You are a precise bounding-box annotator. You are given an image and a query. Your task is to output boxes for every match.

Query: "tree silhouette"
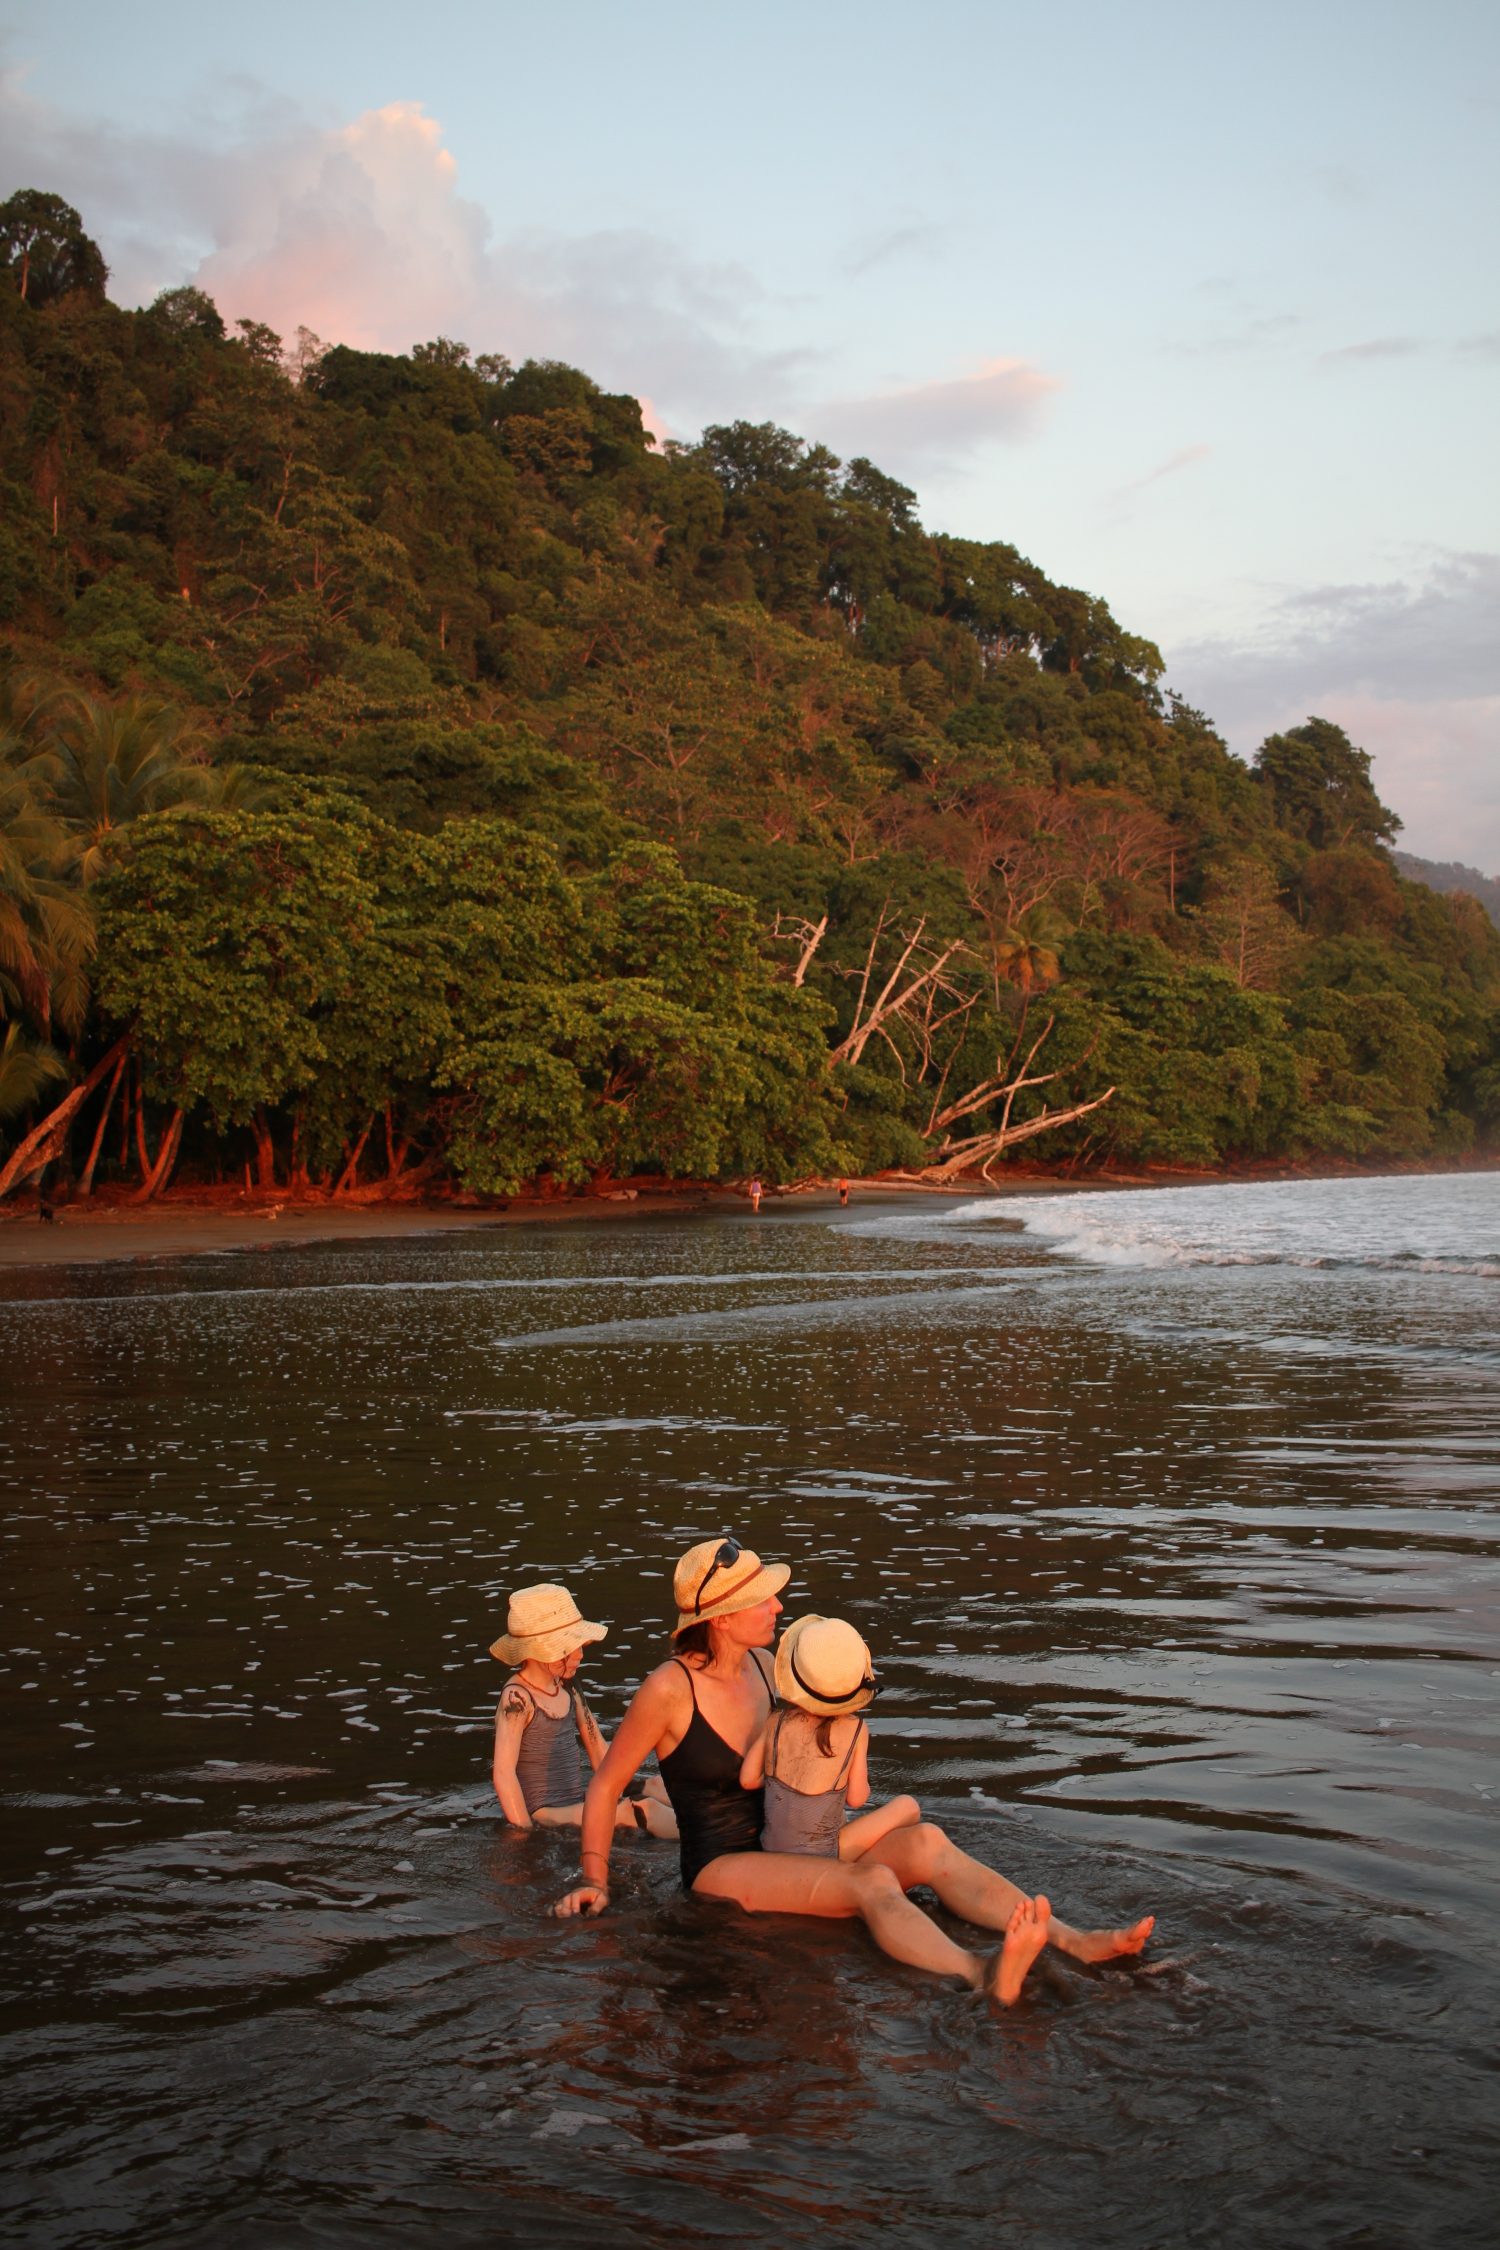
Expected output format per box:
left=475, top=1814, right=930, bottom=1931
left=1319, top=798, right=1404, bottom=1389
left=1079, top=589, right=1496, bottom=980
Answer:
left=0, top=190, right=108, bottom=307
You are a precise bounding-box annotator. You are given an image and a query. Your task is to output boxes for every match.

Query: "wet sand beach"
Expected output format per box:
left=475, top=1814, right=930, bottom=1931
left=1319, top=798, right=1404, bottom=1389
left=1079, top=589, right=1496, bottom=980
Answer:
left=0, top=1180, right=1002, bottom=1268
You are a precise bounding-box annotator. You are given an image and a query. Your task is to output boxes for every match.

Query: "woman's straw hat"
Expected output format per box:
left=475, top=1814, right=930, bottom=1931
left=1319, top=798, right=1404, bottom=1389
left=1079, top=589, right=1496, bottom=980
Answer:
left=774, top=1614, right=876, bottom=1716
left=672, top=1537, right=790, bottom=1631
left=489, top=1584, right=607, bottom=1666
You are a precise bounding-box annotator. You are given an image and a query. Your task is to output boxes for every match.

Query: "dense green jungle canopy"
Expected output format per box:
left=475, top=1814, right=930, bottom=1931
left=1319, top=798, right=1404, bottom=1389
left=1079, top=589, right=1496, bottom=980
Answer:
left=3, top=191, right=1498, bottom=1201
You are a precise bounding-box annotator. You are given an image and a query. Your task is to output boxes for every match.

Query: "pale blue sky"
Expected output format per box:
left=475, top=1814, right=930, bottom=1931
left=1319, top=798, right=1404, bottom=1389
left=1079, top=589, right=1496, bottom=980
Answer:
left=4, top=0, right=1497, bottom=861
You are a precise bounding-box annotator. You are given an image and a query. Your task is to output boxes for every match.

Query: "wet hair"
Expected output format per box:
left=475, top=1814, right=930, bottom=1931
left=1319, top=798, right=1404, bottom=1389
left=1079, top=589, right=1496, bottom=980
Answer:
left=672, top=1621, right=713, bottom=1660
left=777, top=1703, right=839, bottom=1755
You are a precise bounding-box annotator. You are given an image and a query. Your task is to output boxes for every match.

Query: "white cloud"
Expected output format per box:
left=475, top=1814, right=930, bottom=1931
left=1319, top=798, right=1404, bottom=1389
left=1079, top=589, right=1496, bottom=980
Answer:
left=1167, top=553, right=1500, bottom=868
left=838, top=218, right=948, bottom=279
left=813, top=357, right=1061, bottom=475
left=1313, top=693, right=1500, bottom=868
left=1108, top=443, right=1211, bottom=508
left=1318, top=336, right=1423, bottom=365
left=0, top=69, right=808, bottom=421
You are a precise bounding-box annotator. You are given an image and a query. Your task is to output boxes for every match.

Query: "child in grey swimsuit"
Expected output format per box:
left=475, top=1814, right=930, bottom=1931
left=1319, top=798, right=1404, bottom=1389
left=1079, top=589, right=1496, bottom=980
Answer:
left=490, top=1582, right=677, bottom=1838
left=741, top=1614, right=920, bottom=1861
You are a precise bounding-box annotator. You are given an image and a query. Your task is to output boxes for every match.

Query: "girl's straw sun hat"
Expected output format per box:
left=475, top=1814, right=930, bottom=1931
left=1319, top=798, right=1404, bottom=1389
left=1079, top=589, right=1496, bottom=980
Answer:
left=489, top=1584, right=607, bottom=1666
left=673, top=1537, right=790, bottom=1631
left=774, top=1614, right=876, bottom=1716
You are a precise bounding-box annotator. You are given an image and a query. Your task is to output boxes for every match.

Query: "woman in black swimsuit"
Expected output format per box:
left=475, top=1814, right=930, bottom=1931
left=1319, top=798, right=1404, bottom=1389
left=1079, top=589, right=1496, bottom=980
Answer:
left=552, top=1539, right=1148, bottom=1998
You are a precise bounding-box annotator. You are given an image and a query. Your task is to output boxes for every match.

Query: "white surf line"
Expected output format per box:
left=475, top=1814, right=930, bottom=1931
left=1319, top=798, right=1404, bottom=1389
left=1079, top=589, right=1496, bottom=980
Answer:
left=487, top=1279, right=1024, bottom=1352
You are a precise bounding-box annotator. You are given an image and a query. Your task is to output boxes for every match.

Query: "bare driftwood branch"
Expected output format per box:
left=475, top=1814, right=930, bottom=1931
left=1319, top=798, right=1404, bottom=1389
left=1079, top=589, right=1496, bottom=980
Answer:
left=831, top=917, right=969, bottom=1069
left=922, top=1087, right=1116, bottom=1180
left=770, top=911, right=829, bottom=987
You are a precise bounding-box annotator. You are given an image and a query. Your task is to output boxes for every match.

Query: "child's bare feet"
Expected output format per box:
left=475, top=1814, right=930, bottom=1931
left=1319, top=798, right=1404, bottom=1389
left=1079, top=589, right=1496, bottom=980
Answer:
left=1056, top=1915, right=1154, bottom=1964
left=984, top=1893, right=1051, bottom=2007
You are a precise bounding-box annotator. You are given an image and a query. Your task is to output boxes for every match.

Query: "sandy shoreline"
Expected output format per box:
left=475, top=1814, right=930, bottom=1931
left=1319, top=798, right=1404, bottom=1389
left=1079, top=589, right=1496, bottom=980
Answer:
left=2, top=1158, right=1492, bottom=1271
left=0, top=1180, right=986, bottom=1269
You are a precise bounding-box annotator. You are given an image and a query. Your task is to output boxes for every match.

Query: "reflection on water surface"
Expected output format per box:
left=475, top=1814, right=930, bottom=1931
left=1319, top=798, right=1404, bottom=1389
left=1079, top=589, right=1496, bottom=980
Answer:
left=3, top=1177, right=1498, bottom=2247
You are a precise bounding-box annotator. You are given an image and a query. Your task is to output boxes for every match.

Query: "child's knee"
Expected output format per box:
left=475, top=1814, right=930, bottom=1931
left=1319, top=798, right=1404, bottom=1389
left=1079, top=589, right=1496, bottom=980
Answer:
left=855, top=1861, right=904, bottom=1905
left=909, top=1821, right=951, bottom=1872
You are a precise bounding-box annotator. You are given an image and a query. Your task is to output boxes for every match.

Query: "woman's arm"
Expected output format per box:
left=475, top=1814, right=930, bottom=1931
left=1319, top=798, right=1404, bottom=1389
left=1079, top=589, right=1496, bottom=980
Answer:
left=738, top=1716, right=770, bottom=1789
left=492, top=1686, right=535, bottom=1829
left=553, top=1667, right=681, bottom=1917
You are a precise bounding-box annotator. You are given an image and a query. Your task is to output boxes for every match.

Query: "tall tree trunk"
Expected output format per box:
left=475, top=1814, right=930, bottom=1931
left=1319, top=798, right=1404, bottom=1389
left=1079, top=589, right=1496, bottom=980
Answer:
left=252, top=1107, right=277, bottom=1189
left=77, top=1047, right=128, bottom=1198
left=334, top=1113, right=375, bottom=1198
left=383, top=1100, right=410, bottom=1181
left=132, top=1108, right=183, bottom=1203
left=134, top=1064, right=155, bottom=1185
left=0, top=1034, right=133, bottom=1202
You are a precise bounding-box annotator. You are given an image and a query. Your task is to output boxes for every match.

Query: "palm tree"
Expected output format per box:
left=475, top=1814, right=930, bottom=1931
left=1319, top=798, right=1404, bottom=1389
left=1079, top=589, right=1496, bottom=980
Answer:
left=44, top=693, right=221, bottom=885
left=0, top=737, right=93, bottom=1041
left=0, top=1021, right=66, bottom=1122
left=990, top=908, right=1066, bottom=999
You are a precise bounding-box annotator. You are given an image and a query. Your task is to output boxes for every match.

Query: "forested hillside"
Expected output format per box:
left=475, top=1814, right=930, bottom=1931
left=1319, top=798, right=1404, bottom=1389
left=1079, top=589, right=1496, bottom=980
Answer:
left=3, top=190, right=1498, bottom=1201
left=1394, top=853, right=1500, bottom=931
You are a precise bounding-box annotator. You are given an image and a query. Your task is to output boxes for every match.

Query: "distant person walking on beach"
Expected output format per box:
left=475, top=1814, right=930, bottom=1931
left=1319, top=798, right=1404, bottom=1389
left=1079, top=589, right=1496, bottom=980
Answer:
left=748, top=1176, right=763, bottom=1213
left=838, top=1178, right=849, bottom=1207
left=490, top=1584, right=676, bottom=1838
left=554, top=1540, right=1152, bottom=2001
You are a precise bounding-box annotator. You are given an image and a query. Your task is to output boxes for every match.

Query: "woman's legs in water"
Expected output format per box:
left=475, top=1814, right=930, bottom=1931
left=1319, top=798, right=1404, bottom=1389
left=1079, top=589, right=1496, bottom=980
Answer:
left=692, top=1850, right=1049, bottom=2002
left=532, top=1796, right=678, bottom=1838
left=860, top=1823, right=1153, bottom=1963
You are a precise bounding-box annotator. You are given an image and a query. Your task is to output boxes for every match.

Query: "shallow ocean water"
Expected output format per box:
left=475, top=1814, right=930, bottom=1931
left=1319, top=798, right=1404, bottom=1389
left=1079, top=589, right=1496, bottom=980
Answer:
left=2, top=1173, right=1498, bottom=2248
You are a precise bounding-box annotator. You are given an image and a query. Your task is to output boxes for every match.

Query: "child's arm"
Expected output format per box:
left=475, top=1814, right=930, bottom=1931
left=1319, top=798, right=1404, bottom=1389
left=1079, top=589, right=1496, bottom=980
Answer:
left=574, top=1690, right=608, bottom=1773
left=738, top=1716, right=771, bottom=1789
left=837, top=1723, right=920, bottom=1859
left=844, top=1720, right=872, bottom=1810
left=492, top=1684, right=535, bottom=1828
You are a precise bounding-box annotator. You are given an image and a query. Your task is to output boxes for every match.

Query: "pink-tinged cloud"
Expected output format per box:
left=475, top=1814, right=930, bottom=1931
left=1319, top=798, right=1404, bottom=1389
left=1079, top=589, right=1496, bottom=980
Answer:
left=636, top=396, right=675, bottom=447
left=1314, top=693, right=1500, bottom=868
left=814, top=356, right=1061, bottom=473
left=0, top=75, right=811, bottom=420
left=1167, top=551, right=1500, bottom=867
left=193, top=103, right=491, bottom=353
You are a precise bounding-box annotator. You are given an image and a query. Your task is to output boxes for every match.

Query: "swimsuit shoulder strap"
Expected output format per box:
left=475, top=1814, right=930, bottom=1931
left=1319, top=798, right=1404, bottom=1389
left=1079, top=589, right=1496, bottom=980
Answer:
left=763, top=1706, right=787, bottom=1781
left=670, top=1655, right=700, bottom=1710
left=831, top=1717, right=863, bottom=1791
left=501, top=1674, right=537, bottom=1722
left=749, top=1647, right=774, bottom=1699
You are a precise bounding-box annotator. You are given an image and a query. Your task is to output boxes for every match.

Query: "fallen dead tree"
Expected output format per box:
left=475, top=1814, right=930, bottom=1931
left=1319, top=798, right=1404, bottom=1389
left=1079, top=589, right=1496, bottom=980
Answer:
left=921, top=1015, right=1114, bottom=1180
left=777, top=908, right=1114, bottom=1178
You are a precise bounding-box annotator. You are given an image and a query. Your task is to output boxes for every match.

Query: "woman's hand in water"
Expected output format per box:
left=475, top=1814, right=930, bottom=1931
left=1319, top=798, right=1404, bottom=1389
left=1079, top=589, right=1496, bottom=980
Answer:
left=552, top=1880, right=609, bottom=1918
